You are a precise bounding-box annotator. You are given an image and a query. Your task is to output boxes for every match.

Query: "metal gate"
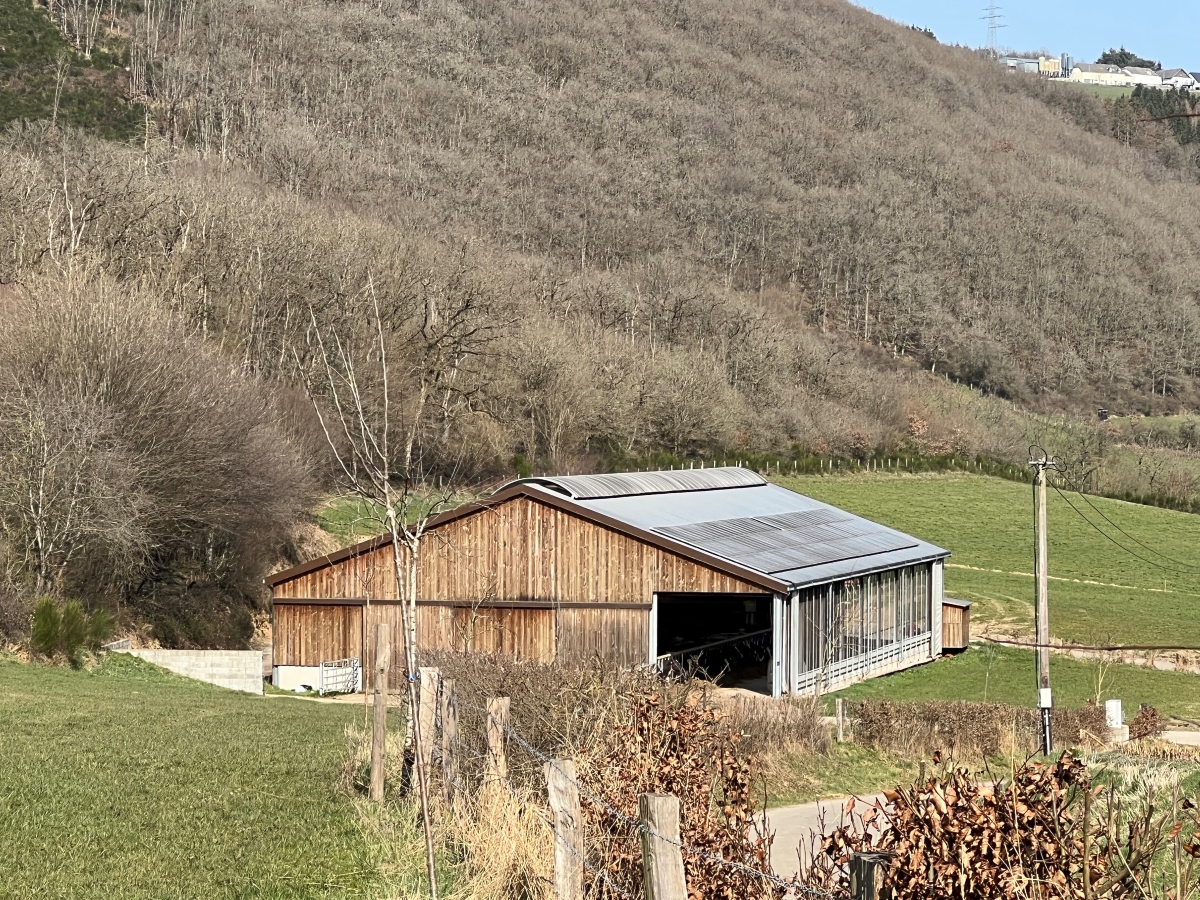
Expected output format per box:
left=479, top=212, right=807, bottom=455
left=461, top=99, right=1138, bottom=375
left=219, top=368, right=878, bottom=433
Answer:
left=318, top=657, right=361, bottom=695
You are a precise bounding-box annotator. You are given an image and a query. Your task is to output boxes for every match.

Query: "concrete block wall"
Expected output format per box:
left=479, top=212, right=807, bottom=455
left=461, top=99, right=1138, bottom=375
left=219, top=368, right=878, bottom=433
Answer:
left=122, top=649, right=264, bottom=694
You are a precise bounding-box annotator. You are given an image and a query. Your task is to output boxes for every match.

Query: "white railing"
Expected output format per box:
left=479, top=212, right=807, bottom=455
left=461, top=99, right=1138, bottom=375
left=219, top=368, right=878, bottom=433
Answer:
left=794, top=631, right=932, bottom=695
left=318, top=657, right=361, bottom=695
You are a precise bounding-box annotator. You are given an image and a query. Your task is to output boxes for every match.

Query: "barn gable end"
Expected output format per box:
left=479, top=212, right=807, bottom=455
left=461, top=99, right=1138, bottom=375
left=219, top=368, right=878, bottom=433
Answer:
left=270, top=491, right=769, bottom=684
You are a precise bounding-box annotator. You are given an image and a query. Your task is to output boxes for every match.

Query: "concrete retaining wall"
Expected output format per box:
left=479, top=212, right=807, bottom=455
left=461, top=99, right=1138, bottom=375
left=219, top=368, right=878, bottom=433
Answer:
left=122, top=649, right=264, bottom=694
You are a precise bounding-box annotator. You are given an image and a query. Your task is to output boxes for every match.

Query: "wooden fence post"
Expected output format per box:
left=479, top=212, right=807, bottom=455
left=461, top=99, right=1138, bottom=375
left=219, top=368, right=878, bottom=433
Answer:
left=836, top=698, right=846, bottom=743
left=369, top=624, right=390, bottom=802
left=417, top=666, right=439, bottom=781
left=850, top=852, right=889, bottom=900
left=440, top=677, right=458, bottom=804
left=639, top=793, right=686, bottom=900
left=485, top=696, right=510, bottom=781
left=546, top=759, right=584, bottom=900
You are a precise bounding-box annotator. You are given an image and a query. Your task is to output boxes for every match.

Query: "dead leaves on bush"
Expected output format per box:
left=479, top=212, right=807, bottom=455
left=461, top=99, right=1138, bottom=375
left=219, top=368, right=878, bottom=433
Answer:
left=579, top=689, right=781, bottom=900
left=801, top=752, right=1200, bottom=900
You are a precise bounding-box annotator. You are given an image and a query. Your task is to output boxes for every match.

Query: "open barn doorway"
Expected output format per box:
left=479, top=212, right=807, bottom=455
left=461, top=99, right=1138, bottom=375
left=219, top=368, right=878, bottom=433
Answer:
left=653, top=592, right=773, bottom=692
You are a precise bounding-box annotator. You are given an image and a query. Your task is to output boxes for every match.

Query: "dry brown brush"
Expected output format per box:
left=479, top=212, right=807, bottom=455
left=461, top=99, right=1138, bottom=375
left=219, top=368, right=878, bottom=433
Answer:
left=801, top=752, right=1200, bottom=900
left=418, top=655, right=817, bottom=899
left=1129, top=704, right=1166, bottom=742
left=576, top=688, right=781, bottom=900
left=853, top=699, right=1108, bottom=759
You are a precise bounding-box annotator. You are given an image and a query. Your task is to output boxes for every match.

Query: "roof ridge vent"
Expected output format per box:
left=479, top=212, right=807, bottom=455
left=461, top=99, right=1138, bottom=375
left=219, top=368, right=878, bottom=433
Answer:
left=496, top=467, right=766, bottom=500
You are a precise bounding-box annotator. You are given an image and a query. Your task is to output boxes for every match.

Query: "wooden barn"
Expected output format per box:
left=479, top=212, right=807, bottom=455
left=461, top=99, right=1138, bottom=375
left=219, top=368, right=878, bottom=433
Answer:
left=267, top=468, right=950, bottom=697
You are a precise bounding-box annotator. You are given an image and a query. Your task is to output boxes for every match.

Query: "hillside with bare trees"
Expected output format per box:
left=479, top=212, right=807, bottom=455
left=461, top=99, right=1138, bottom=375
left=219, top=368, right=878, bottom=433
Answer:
left=4, top=0, right=1200, bottom=642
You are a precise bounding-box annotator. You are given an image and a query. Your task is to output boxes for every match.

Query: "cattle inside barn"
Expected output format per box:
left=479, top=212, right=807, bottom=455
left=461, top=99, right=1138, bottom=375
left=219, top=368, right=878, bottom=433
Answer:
left=266, top=468, right=950, bottom=697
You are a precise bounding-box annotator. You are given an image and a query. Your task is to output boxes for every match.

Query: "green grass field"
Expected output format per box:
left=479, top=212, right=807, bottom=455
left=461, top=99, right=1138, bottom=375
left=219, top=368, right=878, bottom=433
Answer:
left=777, top=472, right=1200, bottom=648
left=0, top=654, right=426, bottom=899
left=314, top=491, right=481, bottom=546
left=828, top=644, right=1200, bottom=722
left=766, top=743, right=918, bottom=807
left=1052, top=82, right=1131, bottom=100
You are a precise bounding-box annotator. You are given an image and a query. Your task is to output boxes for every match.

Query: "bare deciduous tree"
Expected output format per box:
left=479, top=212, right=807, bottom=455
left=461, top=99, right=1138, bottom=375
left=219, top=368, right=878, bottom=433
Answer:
left=299, top=281, right=468, bottom=900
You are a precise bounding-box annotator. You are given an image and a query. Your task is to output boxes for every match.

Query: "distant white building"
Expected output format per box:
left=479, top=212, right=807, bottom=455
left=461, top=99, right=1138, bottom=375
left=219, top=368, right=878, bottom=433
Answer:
left=1123, top=66, right=1163, bottom=87
left=1069, top=63, right=1132, bottom=86
left=1158, top=68, right=1197, bottom=90
left=1001, top=56, right=1041, bottom=74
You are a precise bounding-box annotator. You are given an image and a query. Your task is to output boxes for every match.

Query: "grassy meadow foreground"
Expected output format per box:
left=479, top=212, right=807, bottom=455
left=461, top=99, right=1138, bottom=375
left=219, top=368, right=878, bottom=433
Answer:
left=0, top=655, right=428, bottom=899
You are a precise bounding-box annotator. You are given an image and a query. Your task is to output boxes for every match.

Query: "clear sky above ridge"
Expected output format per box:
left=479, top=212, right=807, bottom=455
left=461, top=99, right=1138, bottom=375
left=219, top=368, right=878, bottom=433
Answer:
left=854, top=0, right=1197, bottom=71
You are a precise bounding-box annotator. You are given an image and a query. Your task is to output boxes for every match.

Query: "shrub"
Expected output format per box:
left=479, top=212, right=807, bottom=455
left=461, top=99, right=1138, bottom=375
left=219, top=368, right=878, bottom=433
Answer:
left=421, top=653, right=788, bottom=896
left=853, top=698, right=1108, bottom=759
left=29, top=597, right=114, bottom=666
left=1128, top=703, right=1164, bottom=740
left=801, top=752, right=1200, bottom=900
left=576, top=687, right=779, bottom=897
left=423, top=651, right=828, bottom=791
left=0, top=579, right=31, bottom=641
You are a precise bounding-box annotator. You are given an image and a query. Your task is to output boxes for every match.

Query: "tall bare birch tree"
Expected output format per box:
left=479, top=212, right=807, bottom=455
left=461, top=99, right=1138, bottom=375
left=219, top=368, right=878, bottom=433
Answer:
left=299, top=281, right=472, bottom=900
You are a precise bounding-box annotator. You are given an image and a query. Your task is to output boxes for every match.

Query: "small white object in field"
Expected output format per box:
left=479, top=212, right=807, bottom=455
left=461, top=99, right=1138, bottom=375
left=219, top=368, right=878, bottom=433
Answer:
left=1105, top=699, right=1123, bottom=727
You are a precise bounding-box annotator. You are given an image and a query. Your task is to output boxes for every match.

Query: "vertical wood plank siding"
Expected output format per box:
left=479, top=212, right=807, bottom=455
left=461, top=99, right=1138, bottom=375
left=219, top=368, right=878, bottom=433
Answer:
left=941, top=602, right=970, bottom=651
left=557, top=607, right=649, bottom=668
left=272, top=495, right=761, bottom=681
left=273, top=603, right=363, bottom=666
left=273, top=496, right=763, bottom=602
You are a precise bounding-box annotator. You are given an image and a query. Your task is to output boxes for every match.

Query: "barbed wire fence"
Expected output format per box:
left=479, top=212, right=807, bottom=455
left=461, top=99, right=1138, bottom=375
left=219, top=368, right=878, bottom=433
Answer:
left=461, top=698, right=841, bottom=900
left=371, top=665, right=853, bottom=900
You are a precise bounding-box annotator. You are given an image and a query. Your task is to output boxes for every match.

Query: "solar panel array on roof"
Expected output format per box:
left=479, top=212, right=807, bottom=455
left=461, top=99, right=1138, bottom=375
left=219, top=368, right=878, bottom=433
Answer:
left=653, top=508, right=918, bottom=575
left=505, top=469, right=947, bottom=587
left=512, top=467, right=765, bottom=500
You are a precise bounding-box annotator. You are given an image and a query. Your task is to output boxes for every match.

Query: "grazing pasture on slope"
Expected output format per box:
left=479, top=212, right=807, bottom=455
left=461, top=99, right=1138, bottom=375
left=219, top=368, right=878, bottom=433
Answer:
left=778, top=472, right=1200, bottom=649
left=777, top=472, right=1200, bottom=719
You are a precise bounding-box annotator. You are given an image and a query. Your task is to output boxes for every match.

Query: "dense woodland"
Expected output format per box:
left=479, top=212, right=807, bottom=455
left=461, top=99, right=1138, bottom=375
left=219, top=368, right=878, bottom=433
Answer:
left=3, top=0, right=1200, bottom=644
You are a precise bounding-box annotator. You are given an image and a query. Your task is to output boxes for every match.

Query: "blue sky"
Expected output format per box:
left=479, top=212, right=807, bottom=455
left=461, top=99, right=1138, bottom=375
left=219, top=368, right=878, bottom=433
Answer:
left=854, top=0, right=1197, bottom=70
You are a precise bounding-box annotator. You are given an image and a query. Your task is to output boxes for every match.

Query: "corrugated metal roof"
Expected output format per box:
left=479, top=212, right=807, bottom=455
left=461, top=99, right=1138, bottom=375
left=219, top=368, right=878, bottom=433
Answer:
left=504, top=467, right=765, bottom=500
left=511, top=469, right=948, bottom=589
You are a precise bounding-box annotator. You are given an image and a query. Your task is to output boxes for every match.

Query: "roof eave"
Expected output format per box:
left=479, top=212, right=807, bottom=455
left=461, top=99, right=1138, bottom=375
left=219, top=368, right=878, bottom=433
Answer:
left=777, top=547, right=951, bottom=592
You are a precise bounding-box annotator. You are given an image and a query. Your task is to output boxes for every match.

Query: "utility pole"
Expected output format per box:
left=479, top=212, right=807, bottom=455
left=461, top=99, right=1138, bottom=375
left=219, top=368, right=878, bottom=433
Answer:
left=1029, top=449, right=1056, bottom=755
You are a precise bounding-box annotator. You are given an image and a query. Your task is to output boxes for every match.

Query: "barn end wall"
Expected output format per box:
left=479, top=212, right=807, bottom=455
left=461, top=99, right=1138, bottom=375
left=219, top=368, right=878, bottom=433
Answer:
left=271, top=494, right=763, bottom=685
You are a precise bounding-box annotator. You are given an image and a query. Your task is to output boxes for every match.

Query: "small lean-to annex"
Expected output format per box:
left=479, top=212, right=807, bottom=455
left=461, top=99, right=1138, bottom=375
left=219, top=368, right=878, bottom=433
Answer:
left=266, top=468, right=951, bottom=697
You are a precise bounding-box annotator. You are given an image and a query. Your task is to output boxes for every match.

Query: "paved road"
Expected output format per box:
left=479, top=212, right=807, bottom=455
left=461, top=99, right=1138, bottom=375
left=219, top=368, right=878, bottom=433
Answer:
left=766, top=793, right=888, bottom=878
left=1164, top=731, right=1200, bottom=747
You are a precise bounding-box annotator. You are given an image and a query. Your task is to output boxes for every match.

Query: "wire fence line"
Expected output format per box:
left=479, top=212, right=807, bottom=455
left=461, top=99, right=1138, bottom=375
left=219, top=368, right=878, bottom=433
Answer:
left=431, top=698, right=640, bottom=900
left=454, top=698, right=839, bottom=900
left=483, top=754, right=638, bottom=900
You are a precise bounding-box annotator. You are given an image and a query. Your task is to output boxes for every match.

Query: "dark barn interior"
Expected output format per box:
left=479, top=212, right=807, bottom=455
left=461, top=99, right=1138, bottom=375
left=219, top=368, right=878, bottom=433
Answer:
left=656, top=592, right=772, bottom=686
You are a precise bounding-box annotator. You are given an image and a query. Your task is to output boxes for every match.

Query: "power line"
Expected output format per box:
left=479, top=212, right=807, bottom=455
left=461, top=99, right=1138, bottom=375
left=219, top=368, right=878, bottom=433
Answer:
left=980, top=2, right=1006, bottom=55
left=1054, top=471, right=1200, bottom=573
left=983, top=636, right=1200, bottom=653
left=1050, top=483, right=1200, bottom=575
